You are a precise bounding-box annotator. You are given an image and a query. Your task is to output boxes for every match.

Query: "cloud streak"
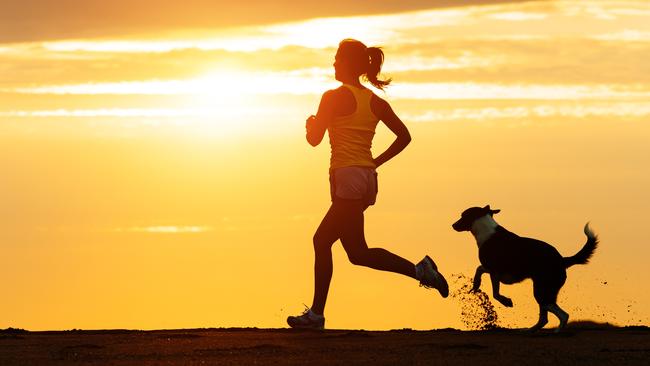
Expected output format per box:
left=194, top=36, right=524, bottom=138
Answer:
left=0, top=0, right=648, bottom=134
left=4, top=101, right=650, bottom=124
left=0, top=0, right=526, bottom=43
left=114, top=226, right=212, bottom=233
left=403, top=101, right=650, bottom=123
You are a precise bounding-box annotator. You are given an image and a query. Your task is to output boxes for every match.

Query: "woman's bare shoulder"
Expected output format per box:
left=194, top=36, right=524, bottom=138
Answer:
left=370, top=93, right=390, bottom=119
left=321, top=86, right=355, bottom=116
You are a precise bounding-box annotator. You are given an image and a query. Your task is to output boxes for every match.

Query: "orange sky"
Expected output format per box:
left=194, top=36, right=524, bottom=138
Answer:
left=0, top=0, right=519, bottom=42
left=1, top=0, right=649, bottom=331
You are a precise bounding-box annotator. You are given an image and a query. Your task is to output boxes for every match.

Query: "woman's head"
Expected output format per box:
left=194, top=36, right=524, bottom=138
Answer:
left=334, top=39, right=391, bottom=90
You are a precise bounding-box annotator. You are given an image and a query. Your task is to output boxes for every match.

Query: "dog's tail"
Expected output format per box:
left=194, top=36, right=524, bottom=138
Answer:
left=563, top=223, right=599, bottom=268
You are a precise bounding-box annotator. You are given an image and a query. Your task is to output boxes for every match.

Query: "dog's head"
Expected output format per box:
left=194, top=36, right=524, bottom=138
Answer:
left=452, top=205, right=501, bottom=232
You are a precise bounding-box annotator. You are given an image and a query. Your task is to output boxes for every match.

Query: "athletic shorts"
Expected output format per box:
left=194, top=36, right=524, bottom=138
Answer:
left=329, top=166, right=378, bottom=206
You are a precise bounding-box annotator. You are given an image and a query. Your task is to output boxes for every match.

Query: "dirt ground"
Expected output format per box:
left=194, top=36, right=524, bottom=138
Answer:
left=1, top=325, right=648, bottom=366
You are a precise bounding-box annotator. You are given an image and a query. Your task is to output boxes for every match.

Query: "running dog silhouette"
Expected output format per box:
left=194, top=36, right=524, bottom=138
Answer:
left=452, top=205, right=598, bottom=332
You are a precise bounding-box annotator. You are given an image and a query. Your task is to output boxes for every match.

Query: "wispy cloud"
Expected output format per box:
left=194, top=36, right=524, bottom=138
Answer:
left=6, top=79, right=648, bottom=100
left=403, top=101, right=650, bottom=122
left=1, top=0, right=518, bottom=43
left=1, top=71, right=331, bottom=96
left=554, top=1, right=650, bottom=20
left=114, top=226, right=212, bottom=233
left=486, top=11, right=548, bottom=21
left=36, top=7, right=468, bottom=54
left=0, top=108, right=215, bottom=117
left=592, top=30, right=650, bottom=41
left=5, top=101, right=650, bottom=124
left=29, top=1, right=648, bottom=54
left=1, top=0, right=648, bottom=132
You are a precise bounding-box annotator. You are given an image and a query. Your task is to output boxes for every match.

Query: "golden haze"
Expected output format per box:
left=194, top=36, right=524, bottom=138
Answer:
left=0, top=0, right=649, bottom=330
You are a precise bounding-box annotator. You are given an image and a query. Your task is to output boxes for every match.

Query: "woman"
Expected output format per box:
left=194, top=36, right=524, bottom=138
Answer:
left=287, top=39, right=448, bottom=330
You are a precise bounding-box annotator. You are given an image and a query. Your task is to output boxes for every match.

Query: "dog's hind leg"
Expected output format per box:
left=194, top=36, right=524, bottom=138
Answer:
left=528, top=305, right=549, bottom=332
left=532, top=274, right=568, bottom=332
left=547, top=304, right=569, bottom=333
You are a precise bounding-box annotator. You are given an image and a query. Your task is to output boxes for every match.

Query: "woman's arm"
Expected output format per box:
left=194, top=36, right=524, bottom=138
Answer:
left=373, top=97, right=411, bottom=168
left=306, top=90, right=336, bottom=147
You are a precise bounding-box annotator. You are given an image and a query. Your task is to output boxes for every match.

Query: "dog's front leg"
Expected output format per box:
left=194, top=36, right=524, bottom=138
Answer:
left=472, top=265, right=486, bottom=292
left=490, top=274, right=513, bottom=307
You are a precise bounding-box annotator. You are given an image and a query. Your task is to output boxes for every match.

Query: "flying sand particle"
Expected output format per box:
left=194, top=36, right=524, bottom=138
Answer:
left=450, top=273, right=499, bottom=330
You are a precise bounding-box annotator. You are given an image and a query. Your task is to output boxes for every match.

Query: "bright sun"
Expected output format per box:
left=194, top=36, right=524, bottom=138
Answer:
left=179, top=70, right=265, bottom=136
left=181, top=67, right=332, bottom=137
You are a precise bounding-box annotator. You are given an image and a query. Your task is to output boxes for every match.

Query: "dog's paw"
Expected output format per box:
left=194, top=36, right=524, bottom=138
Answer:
left=497, top=296, right=513, bottom=307
left=472, top=280, right=481, bottom=290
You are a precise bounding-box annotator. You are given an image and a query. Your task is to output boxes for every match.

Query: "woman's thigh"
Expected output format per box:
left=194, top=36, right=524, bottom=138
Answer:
left=313, top=204, right=341, bottom=249
left=333, top=199, right=369, bottom=254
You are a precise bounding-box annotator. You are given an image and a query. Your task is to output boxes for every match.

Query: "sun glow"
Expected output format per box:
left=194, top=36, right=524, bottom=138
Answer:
left=8, top=78, right=648, bottom=100
left=7, top=69, right=331, bottom=96
left=2, top=0, right=650, bottom=333
left=115, top=226, right=213, bottom=233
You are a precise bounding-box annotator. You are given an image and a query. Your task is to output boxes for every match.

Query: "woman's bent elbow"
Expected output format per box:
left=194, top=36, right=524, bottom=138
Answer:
left=401, top=133, right=412, bottom=146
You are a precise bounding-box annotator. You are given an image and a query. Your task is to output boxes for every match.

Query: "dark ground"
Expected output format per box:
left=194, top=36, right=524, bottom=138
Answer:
left=1, top=324, right=649, bottom=365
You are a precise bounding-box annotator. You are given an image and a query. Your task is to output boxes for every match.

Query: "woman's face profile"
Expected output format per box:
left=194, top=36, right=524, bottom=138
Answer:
left=333, top=49, right=347, bottom=82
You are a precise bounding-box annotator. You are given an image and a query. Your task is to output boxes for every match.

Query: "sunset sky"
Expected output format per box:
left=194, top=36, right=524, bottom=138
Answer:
left=1, top=0, right=649, bottom=331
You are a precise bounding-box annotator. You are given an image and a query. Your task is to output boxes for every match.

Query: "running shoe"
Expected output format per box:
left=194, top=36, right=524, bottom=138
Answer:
left=287, top=307, right=325, bottom=330
left=416, top=255, right=449, bottom=298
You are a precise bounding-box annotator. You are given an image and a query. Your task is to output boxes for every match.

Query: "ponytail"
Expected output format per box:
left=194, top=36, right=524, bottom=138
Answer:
left=365, top=47, right=391, bottom=91
left=338, top=39, right=392, bottom=90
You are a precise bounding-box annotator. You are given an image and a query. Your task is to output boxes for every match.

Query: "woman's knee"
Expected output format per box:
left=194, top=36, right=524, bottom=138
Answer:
left=347, top=249, right=370, bottom=266
left=313, top=232, right=333, bottom=253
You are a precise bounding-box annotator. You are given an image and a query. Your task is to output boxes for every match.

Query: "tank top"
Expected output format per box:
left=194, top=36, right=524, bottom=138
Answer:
left=328, top=84, right=379, bottom=169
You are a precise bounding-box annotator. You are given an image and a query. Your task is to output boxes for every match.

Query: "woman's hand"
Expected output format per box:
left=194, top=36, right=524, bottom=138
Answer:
left=305, top=115, right=317, bottom=132
left=306, top=90, right=336, bottom=147
left=305, top=115, right=326, bottom=146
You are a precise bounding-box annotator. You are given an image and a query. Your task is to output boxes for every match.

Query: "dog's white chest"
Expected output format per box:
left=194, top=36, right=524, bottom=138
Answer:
left=471, top=215, right=499, bottom=247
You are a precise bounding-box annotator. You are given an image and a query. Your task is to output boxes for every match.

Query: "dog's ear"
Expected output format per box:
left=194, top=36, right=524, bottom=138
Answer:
left=484, top=205, right=500, bottom=215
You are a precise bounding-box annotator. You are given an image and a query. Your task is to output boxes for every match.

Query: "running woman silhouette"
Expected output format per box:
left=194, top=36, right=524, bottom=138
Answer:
left=287, top=39, right=448, bottom=330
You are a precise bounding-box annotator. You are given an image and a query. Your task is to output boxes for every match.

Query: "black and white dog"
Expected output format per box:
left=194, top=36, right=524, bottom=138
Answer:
left=452, top=205, right=598, bottom=332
